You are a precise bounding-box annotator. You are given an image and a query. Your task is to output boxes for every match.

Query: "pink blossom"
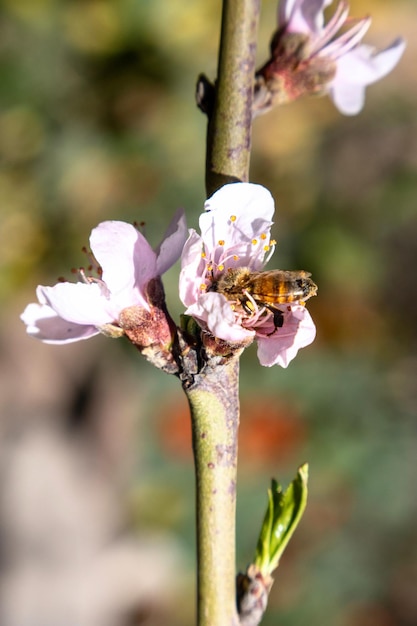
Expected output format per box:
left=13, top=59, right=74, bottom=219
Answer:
left=21, top=211, right=187, bottom=344
left=179, top=183, right=316, bottom=367
left=259, top=0, right=405, bottom=115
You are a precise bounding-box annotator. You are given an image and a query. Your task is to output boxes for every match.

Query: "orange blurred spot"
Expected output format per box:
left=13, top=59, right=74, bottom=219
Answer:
left=156, top=396, right=192, bottom=461
left=239, top=398, right=306, bottom=466
left=156, top=394, right=306, bottom=467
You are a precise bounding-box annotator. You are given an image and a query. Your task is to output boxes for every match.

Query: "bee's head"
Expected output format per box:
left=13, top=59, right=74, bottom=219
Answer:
left=298, top=276, right=318, bottom=300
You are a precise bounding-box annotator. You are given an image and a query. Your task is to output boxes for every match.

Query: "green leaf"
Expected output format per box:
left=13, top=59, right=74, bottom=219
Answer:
left=254, top=463, right=309, bottom=576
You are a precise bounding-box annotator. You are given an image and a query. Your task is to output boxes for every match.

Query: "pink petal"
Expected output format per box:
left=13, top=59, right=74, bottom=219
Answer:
left=179, top=230, right=206, bottom=307
left=329, top=81, right=366, bottom=115
left=156, top=208, right=188, bottom=275
left=256, top=306, right=316, bottom=367
left=320, top=16, right=371, bottom=60
left=90, top=221, right=156, bottom=307
left=278, top=0, right=297, bottom=27
left=336, top=39, right=406, bottom=86
left=330, top=38, right=406, bottom=114
left=38, top=282, right=117, bottom=326
left=283, top=0, right=333, bottom=35
left=21, top=302, right=99, bottom=344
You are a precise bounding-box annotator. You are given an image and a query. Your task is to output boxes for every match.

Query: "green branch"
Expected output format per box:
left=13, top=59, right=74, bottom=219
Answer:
left=185, top=359, right=240, bottom=626
left=186, top=2, right=261, bottom=624
left=205, top=0, right=261, bottom=195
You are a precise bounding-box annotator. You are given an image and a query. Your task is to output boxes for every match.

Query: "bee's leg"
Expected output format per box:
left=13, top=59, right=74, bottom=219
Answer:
left=273, top=308, right=284, bottom=328
left=242, top=299, right=255, bottom=315
left=265, top=306, right=284, bottom=335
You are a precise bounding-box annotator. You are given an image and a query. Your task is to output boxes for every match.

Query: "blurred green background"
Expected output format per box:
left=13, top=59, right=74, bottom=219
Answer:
left=0, top=1, right=416, bottom=625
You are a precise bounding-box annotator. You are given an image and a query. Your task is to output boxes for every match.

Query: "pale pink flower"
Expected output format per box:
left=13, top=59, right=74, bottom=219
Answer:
left=21, top=211, right=187, bottom=344
left=179, top=183, right=316, bottom=368
left=257, top=0, right=405, bottom=115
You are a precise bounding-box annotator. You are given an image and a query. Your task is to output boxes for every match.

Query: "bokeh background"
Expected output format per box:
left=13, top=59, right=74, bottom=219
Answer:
left=1, top=1, right=416, bottom=625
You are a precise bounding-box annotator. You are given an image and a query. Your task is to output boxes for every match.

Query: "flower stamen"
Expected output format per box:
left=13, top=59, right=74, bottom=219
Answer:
left=81, top=246, right=102, bottom=277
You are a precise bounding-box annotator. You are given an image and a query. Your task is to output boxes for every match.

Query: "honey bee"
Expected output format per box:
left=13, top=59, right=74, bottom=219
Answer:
left=210, top=267, right=317, bottom=331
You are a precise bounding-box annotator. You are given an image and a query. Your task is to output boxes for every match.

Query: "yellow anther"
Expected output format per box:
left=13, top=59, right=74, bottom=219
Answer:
left=233, top=255, right=239, bottom=261
left=218, top=239, right=225, bottom=246
left=263, top=245, right=270, bottom=251
left=260, top=233, right=267, bottom=240
left=200, top=283, right=208, bottom=291
left=230, top=215, right=237, bottom=222
left=252, top=239, right=258, bottom=245
left=217, top=264, right=224, bottom=271
left=270, top=239, right=277, bottom=245
left=201, top=252, right=206, bottom=258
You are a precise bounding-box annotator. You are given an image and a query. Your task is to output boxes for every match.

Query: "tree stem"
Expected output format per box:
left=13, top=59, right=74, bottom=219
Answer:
left=185, top=359, right=240, bottom=626
left=187, top=1, right=260, bottom=623
left=206, top=0, right=261, bottom=196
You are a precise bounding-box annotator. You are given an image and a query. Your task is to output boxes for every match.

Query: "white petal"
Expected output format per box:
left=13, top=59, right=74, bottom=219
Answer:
left=38, top=282, right=116, bottom=326
left=201, top=183, right=275, bottom=268
left=203, top=183, right=275, bottom=231
left=90, top=221, right=156, bottom=307
left=156, top=208, right=188, bottom=275
left=21, top=302, right=99, bottom=344
left=186, top=293, right=254, bottom=343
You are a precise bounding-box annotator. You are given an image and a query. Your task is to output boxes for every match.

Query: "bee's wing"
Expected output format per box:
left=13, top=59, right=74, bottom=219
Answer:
left=262, top=270, right=312, bottom=279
